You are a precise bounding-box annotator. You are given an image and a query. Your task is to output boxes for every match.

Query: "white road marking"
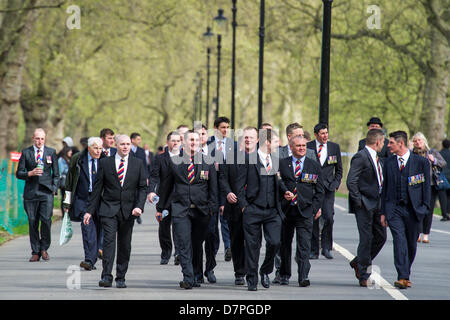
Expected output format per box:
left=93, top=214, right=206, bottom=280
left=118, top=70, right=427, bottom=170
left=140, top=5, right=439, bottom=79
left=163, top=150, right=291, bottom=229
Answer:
left=333, top=242, right=409, bottom=301
left=431, top=228, right=450, bottom=235
left=334, top=204, right=347, bottom=212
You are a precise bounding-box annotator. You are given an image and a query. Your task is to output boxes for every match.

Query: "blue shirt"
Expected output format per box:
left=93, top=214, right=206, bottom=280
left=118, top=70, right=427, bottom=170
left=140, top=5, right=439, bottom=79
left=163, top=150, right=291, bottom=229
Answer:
left=87, top=153, right=97, bottom=192
left=292, top=155, right=305, bottom=178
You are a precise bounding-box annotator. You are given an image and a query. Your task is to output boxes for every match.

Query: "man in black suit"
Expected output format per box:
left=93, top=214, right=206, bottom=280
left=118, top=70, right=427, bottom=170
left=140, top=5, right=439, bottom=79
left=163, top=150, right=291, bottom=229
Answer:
left=278, top=135, right=324, bottom=287
left=130, top=132, right=150, bottom=225
left=219, top=126, right=259, bottom=285
left=85, top=134, right=147, bottom=289
left=278, top=122, right=317, bottom=161
left=64, top=137, right=103, bottom=271
left=380, top=131, right=431, bottom=289
left=307, top=123, right=343, bottom=260
left=237, top=129, right=285, bottom=291
left=16, top=128, right=59, bottom=262
left=347, top=129, right=387, bottom=287
left=358, top=117, right=391, bottom=161
left=148, top=131, right=182, bottom=265
left=166, top=130, right=218, bottom=289
left=100, top=128, right=117, bottom=158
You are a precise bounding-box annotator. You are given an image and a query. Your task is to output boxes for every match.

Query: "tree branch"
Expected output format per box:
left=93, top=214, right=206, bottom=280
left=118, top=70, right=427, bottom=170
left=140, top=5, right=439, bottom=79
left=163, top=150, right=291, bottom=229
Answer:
left=0, top=1, right=67, bottom=13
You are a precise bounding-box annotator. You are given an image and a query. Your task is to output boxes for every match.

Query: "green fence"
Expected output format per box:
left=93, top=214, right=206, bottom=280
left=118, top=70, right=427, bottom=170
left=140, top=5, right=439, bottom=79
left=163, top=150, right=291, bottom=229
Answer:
left=0, top=160, right=27, bottom=234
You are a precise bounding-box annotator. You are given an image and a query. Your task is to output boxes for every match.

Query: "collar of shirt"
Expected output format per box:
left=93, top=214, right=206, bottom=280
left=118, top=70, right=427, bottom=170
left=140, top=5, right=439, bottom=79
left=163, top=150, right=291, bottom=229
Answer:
left=397, top=149, right=410, bottom=166
left=365, top=145, right=382, bottom=186
left=216, top=136, right=226, bottom=147
left=200, top=144, right=208, bottom=155
left=287, top=145, right=292, bottom=157
left=131, top=145, right=137, bottom=153
left=315, top=140, right=327, bottom=149
left=33, top=145, right=44, bottom=154
left=168, top=150, right=179, bottom=158
left=292, top=155, right=305, bottom=171
left=115, top=153, right=129, bottom=162
left=258, top=149, right=272, bottom=168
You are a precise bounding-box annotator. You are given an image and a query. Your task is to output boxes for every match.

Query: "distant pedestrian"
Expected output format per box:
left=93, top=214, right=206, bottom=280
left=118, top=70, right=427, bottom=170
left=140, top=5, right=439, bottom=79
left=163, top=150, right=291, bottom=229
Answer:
left=412, top=132, right=447, bottom=243
left=58, top=146, right=73, bottom=215
left=440, top=139, right=450, bottom=221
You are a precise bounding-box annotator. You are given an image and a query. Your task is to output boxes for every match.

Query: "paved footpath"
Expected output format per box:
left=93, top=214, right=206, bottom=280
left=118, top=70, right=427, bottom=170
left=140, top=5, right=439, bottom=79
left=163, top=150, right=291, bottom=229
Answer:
left=0, top=197, right=449, bottom=300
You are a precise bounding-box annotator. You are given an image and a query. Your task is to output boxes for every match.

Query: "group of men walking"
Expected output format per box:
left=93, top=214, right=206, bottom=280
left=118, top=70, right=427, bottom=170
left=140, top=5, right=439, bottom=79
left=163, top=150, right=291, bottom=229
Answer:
left=16, top=116, right=431, bottom=291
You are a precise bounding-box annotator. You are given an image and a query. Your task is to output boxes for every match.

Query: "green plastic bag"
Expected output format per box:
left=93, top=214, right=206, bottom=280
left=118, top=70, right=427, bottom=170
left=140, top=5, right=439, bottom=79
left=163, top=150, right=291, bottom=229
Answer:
left=59, top=212, right=73, bottom=245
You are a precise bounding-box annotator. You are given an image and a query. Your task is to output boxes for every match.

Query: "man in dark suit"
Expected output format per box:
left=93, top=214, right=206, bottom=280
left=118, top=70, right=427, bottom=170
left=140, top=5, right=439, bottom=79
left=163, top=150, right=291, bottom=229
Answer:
left=16, top=128, right=59, bottom=262
left=165, top=130, right=218, bottom=289
left=380, top=131, right=431, bottom=289
left=148, top=131, right=182, bottom=265
left=64, top=137, right=103, bottom=271
left=130, top=132, right=150, bottom=225
left=307, top=123, right=343, bottom=260
left=278, top=135, right=324, bottom=287
left=219, top=126, right=258, bottom=285
left=347, top=129, right=387, bottom=287
left=358, top=117, right=391, bottom=161
left=237, top=129, right=285, bottom=291
left=100, top=128, right=117, bottom=158
left=85, top=134, right=147, bottom=289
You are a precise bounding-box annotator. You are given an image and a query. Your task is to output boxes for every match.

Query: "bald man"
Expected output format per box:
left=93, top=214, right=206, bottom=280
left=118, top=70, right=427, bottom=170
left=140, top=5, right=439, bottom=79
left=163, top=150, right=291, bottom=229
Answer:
left=16, top=128, right=59, bottom=262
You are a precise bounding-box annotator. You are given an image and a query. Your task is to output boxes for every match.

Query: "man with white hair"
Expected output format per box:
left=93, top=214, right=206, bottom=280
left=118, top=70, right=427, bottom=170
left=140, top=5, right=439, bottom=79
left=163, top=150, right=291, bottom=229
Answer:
left=16, top=128, right=59, bottom=262
left=85, top=134, right=147, bottom=289
left=64, top=137, right=104, bottom=271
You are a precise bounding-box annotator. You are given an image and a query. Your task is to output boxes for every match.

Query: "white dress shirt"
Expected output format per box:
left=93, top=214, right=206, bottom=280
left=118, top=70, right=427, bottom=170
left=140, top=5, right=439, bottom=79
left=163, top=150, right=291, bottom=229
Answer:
left=33, top=145, right=44, bottom=163
left=216, top=136, right=227, bottom=160
left=87, top=153, right=97, bottom=192
left=200, top=144, right=209, bottom=156
left=115, top=153, right=129, bottom=186
left=258, top=149, right=272, bottom=171
left=365, top=146, right=382, bottom=188
left=315, top=140, right=328, bottom=166
left=397, top=150, right=410, bottom=169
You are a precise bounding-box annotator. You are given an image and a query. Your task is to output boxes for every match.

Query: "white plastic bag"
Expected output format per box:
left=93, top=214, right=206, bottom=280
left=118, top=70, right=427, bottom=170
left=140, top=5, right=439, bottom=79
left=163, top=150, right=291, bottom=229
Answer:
left=59, top=212, right=73, bottom=245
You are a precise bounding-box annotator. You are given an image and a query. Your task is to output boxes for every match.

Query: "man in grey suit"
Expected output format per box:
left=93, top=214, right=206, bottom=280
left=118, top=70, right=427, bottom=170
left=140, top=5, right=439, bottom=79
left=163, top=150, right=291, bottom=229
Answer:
left=278, top=123, right=317, bottom=162
left=347, top=129, right=387, bottom=287
left=16, top=128, right=59, bottom=262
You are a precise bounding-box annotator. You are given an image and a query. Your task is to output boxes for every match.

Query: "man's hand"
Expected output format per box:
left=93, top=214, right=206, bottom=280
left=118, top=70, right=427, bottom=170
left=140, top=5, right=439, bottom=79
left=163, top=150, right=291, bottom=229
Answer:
left=227, top=192, right=238, bottom=204
left=155, top=211, right=162, bottom=223
left=428, top=154, right=435, bottom=163
left=284, top=191, right=294, bottom=201
left=83, top=213, right=92, bottom=225
left=314, top=209, right=321, bottom=220
left=132, top=208, right=143, bottom=216
left=28, top=168, right=43, bottom=177
left=148, top=192, right=157, bottom=204
left=380, top=214, right=388, bottom=228
left=219, top=206, right=224, bottom=216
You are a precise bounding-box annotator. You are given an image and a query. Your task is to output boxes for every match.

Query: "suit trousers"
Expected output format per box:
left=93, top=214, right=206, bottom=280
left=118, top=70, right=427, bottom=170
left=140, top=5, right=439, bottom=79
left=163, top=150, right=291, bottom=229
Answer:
left=158, top=212, right=174, bottom=259
left=312, top=189, right=335, bottom=253
left=228, top=214, right=246, bottom=278
left=23, top=188, right=54, bottom=255
left=279, top=206, right=313, bottom=281
left=203, top=211, right=219, bottom=277
left=100, top=213, right=135, bottom=282
left=81, top=213, right=102, bottom=265
left=420, top=186, right=447, bottom=234
left=172, top=209, right=210, bottom=284
left=387, top=204, right=420, bottom=280
left=351, top=206, right=387, bottom=281
left=243, top=204, right=281, bottom=287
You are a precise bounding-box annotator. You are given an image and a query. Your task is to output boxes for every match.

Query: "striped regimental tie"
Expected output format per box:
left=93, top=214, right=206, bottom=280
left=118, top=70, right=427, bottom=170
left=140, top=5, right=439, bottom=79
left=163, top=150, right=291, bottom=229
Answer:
left=117, top=158, right=125, bottom=186
left=291, top=159, right=302, bottom=205
left=399, top=157, right=405, bottom=171
left=265, top=155, right=271, bottom=173
left=36, top=149, right=42, bottom=163
left=188, top=157, right=195, bottom=184
left=317, top=144, right=323, bottom=159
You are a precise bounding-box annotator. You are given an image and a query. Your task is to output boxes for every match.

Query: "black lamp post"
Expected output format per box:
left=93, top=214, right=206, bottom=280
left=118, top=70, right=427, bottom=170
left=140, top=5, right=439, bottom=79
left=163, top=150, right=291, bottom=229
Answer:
left=213, top=9, right=228, bottom=120
left=257, top=0, right=265, bottom=129
left=203, top=27, right=214, bottom=127
left=319, top=0, right=333, bottom=126
left=231, top=0, right=237, bottom=129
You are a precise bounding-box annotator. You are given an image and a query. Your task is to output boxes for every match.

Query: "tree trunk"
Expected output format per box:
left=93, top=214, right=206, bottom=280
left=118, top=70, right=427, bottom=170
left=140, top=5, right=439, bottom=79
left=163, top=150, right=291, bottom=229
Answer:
left=420, top=26, right=450, bottom=148
left=0, top=0, right=39, bottom=157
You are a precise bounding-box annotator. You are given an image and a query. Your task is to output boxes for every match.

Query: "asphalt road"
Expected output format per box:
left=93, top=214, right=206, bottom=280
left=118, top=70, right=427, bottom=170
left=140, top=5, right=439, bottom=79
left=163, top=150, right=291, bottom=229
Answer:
left=0, top=197, right=449, bottom=300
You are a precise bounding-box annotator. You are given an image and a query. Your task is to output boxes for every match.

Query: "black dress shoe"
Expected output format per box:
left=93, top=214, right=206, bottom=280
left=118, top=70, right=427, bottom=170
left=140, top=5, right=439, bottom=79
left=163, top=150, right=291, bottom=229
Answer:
left=309, top=253, right=319, bottom=260
left=272, top=272, right=281, bottom=284
left=299, top=279, right=310, bottom=287
left=280, top=276, right=289, bottom=285
left=193, top=281, right=201, bottom=287
left=224, top=248, right=232, bottom=261
left=260, top=273, right=270, bottom=288
left=99, top=278, right=112, bottom=287
left=349, top=260, right=360, bottom=280
left=441, top=216, right=450, bottom=221
left=321, top=249, right=333, bottom=259
left=160, top=258, right=169, bottom=265
left=179, top=281, right=193, bottom=289
left=116, top=280, right=127, bottom=288
left=235, top=277, right=245, bottom=285
left=80, top=261, right=95, bottom=271
left=174, top=255, right=180, bottom=265
left=248, top=284, right=258, bottom=291
left=205, top=271, right=217, bottom=283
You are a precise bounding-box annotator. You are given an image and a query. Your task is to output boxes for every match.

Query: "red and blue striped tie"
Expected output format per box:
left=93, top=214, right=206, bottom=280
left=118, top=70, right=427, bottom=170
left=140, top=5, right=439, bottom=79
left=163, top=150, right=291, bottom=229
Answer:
left=292, top=159, right=302, bottom=205
left=188, top=157, right=195, bottom=184
left=118, top=158, right=125, bottom=185
left=36, top=149, right=42, bottom=164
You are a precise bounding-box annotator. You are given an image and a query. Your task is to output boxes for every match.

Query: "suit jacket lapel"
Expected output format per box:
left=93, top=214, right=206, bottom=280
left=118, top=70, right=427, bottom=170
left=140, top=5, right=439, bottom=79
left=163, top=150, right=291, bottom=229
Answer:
left=80, top=152, right=90, bottom=181
left=363, top=148, right=378, bottom=179
left=287, top=157, right=296, bottom=181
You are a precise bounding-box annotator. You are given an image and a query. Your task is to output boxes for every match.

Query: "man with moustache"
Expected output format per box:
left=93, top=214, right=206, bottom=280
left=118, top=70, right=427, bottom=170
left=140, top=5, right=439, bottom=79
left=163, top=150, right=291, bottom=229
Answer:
left=380, top=131, right=430, bottom=289
left=64, top=137, right=103, bottom=271
left=85, top=134, right=147, bottom=289
left=347, top=129, right=387, bottom=287
left=148, top=131, right=182, bottom=265
left=166, top=130, right=218, bottom=289
left=16, top=128, right=59, bottom=262
left=278, top=135, right=324, bottom=287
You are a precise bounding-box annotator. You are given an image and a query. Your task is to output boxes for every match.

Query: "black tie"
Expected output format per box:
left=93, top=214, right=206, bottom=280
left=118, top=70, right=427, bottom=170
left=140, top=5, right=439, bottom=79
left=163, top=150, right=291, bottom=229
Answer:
left=91, top=159, right=97, bottom=185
